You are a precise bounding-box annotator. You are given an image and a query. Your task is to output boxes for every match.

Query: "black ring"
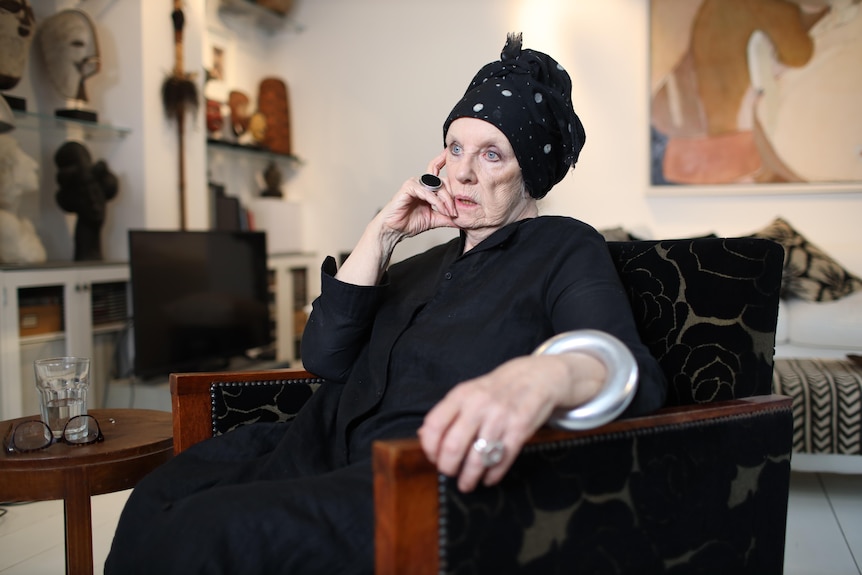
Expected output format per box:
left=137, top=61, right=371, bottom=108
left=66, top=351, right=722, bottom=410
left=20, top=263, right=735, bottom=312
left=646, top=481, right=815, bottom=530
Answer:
left=420, top=173, right=442, bottom=192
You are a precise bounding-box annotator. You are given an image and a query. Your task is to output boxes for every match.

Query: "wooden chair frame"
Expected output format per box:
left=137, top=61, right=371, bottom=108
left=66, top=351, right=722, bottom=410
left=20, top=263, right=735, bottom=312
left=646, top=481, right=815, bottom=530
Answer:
left=170, top=368, right=791, bottom=575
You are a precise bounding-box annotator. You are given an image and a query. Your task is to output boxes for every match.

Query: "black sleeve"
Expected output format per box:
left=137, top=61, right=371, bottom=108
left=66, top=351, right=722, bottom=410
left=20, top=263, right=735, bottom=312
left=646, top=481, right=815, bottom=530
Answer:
left=544, top=227, right=668, bottom=417
left=300, top=256, right=388, bottom=382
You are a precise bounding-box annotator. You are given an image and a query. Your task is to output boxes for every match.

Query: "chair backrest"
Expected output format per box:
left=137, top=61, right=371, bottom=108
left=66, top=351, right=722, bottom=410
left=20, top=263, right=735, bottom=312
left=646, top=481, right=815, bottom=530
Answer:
left=606, top=237, right=784, bottom=406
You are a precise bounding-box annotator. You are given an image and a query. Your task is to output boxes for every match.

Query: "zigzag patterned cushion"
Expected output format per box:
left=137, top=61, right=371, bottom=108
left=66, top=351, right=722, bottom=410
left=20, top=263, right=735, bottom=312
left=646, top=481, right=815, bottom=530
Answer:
left=772, top=358, right=862, bottom=455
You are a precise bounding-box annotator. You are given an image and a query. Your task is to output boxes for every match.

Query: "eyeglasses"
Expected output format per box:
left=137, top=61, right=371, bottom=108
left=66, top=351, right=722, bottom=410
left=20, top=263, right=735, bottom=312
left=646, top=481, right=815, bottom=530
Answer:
left=3, top=415, right=104, bottom=454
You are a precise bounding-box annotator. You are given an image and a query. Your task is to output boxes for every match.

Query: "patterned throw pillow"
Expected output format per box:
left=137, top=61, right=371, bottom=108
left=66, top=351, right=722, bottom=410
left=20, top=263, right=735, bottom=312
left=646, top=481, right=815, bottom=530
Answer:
left=598, top=226, right=638, bottom=242
left=752, top=217, right=862, bottom=301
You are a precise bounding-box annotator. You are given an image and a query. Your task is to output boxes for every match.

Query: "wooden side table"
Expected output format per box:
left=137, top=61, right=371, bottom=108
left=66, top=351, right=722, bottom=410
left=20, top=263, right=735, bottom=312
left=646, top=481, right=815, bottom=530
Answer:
left=0, top=408, right=173, bottom=575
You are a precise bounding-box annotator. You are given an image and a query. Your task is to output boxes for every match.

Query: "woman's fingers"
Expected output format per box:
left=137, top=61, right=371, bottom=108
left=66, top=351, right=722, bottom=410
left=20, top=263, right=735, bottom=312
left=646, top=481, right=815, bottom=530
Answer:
left=419, top=379, right=526, bottom=493
left=455, top=420, right=517, bottom=492
left=381, top=178, right=455, bottom=236
left=419, top=390, right=493, bottom=492
left=424, top=151, right=457, bottom=217
left=477, top=429, right=522, bottom=488
left=412, top=176, right=456, bottom=219
left=427, top=149, right=447, bottom=175
left=420, top=356, right=573, bottom=492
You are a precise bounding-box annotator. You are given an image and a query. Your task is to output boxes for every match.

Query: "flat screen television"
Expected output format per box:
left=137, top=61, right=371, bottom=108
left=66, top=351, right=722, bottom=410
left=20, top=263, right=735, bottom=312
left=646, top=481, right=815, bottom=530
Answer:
left=128, top=230, right=272, bottom=379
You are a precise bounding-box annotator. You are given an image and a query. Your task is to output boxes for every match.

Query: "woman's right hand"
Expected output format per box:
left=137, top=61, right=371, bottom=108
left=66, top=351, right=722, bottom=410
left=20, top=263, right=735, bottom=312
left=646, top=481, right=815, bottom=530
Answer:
left=377, top=150, right=458, bottom=240
left=335, top=150, right=458, bottom=287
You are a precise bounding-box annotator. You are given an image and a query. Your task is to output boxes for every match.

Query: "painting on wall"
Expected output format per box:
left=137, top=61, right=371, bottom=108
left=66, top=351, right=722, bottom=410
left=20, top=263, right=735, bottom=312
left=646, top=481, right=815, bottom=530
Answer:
left=649, top=0, right=862, bottom=192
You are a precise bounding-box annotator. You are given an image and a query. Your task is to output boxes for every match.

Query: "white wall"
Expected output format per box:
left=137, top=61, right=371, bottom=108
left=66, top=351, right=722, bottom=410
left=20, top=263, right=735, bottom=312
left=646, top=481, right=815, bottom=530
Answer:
left=7, top=0, right=861, bottom=275
left=272, top=0, right=862, bottom=273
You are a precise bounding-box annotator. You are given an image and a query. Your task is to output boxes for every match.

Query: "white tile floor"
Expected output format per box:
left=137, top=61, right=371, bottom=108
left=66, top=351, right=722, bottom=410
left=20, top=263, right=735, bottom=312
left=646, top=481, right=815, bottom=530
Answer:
left=0, top=471, right=859, bottom=574
left=0, top=489, right=127, bottom=574
left=785, top=472, right=862, bottom=575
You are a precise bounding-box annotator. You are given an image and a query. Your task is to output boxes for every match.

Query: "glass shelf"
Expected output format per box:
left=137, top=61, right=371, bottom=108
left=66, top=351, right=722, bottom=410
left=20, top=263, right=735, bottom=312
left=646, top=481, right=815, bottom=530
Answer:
left=207, top=138, right=303, bottom=165
left=11, top=110, right=131, bottom=141
left=217, top=0, right=304, bottom=33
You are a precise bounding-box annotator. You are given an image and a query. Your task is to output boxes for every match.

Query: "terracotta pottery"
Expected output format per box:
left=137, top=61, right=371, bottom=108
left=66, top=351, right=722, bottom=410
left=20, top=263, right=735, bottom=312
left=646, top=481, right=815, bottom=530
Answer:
left=257, top=77, right=291, bottom=155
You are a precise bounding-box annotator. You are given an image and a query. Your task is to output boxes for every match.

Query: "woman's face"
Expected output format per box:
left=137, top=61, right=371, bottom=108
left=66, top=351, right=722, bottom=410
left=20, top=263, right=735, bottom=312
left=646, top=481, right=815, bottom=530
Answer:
left=444, top=117, right=535, bottom=246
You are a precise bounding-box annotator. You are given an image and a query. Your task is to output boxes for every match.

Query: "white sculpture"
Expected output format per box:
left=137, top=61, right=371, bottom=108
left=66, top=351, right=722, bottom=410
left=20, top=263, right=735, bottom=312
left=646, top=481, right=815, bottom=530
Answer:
left=37, top=9, right=100, bottom=120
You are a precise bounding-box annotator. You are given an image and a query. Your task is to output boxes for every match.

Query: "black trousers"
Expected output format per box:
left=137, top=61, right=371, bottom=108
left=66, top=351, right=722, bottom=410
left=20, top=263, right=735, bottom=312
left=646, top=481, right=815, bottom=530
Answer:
left=105, top=422, right=374, bottom=575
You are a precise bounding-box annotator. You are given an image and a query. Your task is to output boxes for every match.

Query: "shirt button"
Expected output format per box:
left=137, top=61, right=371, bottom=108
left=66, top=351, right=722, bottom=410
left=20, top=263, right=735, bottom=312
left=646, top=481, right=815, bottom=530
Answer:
left=445, top=272, right=452, bottom=280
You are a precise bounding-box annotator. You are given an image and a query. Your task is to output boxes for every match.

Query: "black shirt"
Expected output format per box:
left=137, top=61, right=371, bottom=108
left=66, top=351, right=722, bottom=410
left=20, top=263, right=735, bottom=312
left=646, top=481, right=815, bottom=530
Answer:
left=301, top=216, right=667, bottom=463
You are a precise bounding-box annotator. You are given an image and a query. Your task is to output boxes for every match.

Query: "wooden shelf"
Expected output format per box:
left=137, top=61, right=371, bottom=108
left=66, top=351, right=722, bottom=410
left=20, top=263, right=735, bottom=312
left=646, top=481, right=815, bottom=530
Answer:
left=217, top=0, right=304, bottom=33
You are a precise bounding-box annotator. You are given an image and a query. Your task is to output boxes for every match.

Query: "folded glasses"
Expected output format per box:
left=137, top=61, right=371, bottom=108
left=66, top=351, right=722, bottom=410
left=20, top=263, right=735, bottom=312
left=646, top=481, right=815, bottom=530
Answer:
left=3, top=415, right=104, bottom=454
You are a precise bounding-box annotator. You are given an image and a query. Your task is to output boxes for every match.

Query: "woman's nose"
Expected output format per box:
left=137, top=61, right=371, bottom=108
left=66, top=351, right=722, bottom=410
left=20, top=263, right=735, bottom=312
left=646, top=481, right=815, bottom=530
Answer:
left=453, top=157, right=477, bottom=184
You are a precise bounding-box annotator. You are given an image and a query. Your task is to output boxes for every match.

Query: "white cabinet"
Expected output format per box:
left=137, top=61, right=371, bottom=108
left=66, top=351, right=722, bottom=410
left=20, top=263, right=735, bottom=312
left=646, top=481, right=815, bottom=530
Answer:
left=267, top=253, right=318, bottom=365
left=0, top=263, right=129, bottom=420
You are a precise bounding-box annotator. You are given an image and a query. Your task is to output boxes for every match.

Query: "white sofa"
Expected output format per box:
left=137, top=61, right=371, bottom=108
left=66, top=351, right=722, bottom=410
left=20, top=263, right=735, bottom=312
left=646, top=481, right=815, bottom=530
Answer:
left=771, top=242, right=862, bottom=474
left=775, top=291, right=862, bottom=360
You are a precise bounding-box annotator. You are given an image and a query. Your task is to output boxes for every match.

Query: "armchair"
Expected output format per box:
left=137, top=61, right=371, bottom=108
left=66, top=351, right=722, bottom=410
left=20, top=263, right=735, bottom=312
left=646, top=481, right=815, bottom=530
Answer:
left=170, top=237, right=792, bottom=574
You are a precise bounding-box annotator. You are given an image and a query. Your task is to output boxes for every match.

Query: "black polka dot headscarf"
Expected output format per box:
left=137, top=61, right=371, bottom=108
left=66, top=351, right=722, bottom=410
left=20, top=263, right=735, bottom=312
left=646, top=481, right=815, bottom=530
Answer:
left=443, top=33, right=586, bottom=199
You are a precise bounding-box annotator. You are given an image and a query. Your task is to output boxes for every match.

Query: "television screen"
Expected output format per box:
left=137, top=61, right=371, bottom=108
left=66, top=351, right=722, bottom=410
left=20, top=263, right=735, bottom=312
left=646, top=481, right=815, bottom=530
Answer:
left=128, top=230, right=272, bottom=379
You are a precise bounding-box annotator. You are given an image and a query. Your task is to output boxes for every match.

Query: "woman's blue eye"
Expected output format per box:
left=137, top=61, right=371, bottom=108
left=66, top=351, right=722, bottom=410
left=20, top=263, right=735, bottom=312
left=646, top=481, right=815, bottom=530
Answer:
left=486, top=151, right=499, bottom=161
left=451, top=144, right=462, bottom=155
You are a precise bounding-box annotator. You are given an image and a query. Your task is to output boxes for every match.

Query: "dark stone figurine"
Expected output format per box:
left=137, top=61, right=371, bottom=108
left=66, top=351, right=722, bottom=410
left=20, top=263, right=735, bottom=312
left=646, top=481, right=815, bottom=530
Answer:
left=54, top=141, right=118, bottom=261
left=260, top=161, right=283, bottom=198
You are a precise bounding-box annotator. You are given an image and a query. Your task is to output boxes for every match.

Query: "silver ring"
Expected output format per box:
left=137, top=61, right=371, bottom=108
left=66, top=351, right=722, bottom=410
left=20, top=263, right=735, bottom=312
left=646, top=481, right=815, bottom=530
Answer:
left=420, top=173, right=442, bottom=192
left=472, top=437, right=505, bottom=467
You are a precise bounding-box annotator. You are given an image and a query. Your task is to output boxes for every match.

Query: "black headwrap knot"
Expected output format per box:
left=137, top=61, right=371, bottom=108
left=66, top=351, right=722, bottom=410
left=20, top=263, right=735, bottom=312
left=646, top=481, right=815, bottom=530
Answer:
left=443, top=33, right=586, bottom=199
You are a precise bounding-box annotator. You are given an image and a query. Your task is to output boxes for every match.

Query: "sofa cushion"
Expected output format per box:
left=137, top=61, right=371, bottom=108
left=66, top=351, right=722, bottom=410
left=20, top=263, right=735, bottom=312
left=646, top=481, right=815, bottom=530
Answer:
left=599, top=226, right=639, bottom=242
left=773, top=357, right=862, bottom=454
left=785, top=291, right=862, bottom=351
left=752, top=217, right=862, bottom=302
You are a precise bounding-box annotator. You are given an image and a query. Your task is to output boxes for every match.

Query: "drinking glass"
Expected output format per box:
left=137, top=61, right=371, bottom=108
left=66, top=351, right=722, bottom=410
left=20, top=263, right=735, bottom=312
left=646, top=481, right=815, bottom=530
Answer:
left=33, top=357, right=90, bottom=438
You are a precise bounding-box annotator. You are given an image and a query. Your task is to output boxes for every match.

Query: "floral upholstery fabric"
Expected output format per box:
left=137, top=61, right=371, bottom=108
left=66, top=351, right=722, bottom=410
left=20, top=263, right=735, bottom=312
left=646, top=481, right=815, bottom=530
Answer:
left=606, top=237, right=784, bottom=406
left=441, top=408, right=793, bottom=574
left=211, top=377, right=321, bottom=436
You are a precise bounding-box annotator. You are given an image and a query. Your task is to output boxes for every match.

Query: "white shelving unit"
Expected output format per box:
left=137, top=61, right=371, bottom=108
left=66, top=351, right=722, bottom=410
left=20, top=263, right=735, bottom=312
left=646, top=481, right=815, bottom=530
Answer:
left=266, top=252, right=318, bottom=365
left=0, top=263, right=129, bottom=420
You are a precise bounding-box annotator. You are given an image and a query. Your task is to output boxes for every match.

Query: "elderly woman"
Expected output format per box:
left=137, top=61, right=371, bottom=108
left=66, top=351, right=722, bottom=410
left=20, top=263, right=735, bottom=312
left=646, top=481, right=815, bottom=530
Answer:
left=106, top=34, right=666, bottom=575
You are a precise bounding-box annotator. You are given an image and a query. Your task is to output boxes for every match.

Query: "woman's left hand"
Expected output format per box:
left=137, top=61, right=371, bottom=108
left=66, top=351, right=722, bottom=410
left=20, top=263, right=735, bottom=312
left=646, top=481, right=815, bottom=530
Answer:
left=417, top=352, right=605, bottom=492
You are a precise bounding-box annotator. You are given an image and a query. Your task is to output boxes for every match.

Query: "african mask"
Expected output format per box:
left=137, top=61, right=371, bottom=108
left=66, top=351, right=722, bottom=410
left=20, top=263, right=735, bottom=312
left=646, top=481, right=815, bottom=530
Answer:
left=37, top=9, right=100, bottom=102
left=0, top=0, right=36, bottom=90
